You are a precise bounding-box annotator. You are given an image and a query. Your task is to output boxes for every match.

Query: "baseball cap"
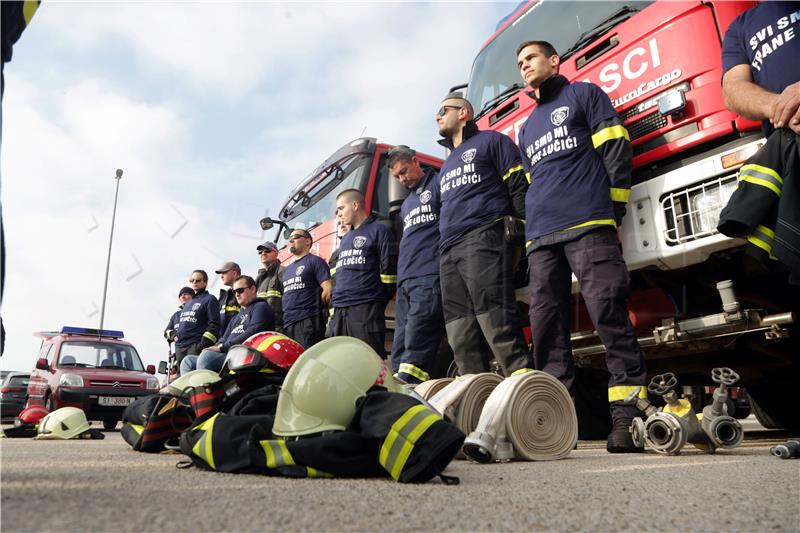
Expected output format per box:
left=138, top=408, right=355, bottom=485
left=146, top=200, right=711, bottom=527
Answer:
left=214, top=261, right=241, bottom=274
left=257, top=241, right=277, bottom=252
left=178, top=286, right=194, bottom=297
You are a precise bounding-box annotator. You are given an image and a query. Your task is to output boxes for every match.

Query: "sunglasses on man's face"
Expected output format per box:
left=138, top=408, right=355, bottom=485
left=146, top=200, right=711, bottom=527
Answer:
left=233, top=286, right=253, bottom=295
left=288, top=234, right=309, bottom=241
left=258, top=249, right=275, bottom=254
left=437, top=105, right=462, bottom=117
left=189, top=278, right=205, bottom=283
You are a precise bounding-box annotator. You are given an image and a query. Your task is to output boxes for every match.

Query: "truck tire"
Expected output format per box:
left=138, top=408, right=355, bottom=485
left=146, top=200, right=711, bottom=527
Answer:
left=102, top=420, right=117, bottom=431
left=747, top=387, right=799, bottom=430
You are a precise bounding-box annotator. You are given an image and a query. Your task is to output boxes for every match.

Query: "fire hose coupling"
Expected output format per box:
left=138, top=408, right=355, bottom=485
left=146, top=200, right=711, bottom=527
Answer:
left=637, top=368, right=744, bottom=455
left=462, top=371, right=577, bottom=463
left=770, top=440, right=800, bottom=459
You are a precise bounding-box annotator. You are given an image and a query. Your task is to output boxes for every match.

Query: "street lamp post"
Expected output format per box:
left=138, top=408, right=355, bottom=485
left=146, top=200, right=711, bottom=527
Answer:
left=99, top=168, right=123, bottom=330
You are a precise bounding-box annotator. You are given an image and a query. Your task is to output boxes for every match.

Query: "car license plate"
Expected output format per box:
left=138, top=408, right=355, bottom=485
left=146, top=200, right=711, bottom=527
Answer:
left=98, top=396, right=135, bottom=407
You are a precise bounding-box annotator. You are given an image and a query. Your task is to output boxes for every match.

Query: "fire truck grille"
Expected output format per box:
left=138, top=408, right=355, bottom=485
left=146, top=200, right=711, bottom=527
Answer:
left=89, top=380, right=141, bottom=388
left=661, top=173, right=739, bottom=246
left=626, top=112, right=667, bottom=142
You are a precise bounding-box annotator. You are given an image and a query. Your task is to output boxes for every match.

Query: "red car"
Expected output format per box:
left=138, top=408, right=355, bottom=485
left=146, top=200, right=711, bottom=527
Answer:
left=26, top=326, right=160, bottom=430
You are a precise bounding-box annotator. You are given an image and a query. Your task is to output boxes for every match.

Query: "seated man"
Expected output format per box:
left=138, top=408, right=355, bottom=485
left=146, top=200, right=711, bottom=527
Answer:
left=180, top=275, right=275, bottom=374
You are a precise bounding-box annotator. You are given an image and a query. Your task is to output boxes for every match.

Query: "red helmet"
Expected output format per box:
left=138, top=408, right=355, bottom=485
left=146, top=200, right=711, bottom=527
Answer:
left=224, top=332, right=304, bottom=374
left=16, top=405, right=50, bottom=427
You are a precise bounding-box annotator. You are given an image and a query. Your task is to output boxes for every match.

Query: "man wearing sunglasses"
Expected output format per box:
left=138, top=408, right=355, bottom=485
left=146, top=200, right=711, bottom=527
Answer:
left=214, top=261, right=242, bottom=333
left=386, top=145, right=445, bottom=384
left=434, top=93, right=533, bottom=377
left=180, top=275, right=274, bottom=374
left=255, top=241, right=284, bottom=332
left=280, top=229, right=331, bottom=348
left=174, top=270, right=221, bottom=368
left=328, top=189, right=397, bottom=357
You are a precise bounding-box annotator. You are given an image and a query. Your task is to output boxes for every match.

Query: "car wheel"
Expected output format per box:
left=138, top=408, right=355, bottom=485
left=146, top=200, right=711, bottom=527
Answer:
left=102, top=420, right=117, bottom=431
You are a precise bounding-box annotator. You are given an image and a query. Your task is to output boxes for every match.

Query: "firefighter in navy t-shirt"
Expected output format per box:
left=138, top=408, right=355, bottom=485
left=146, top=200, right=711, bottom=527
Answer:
left=281, top=228, right=331, bottom=349
left=327, top=189, right=397, bottom=357
left=386, top=146, right=445, bottom=384
left=174, top=269, right=221, bottom=366
left=516, top=40, right=646, bottom=453
left=434, top=92, right=533, bottom=377
left=722, top=1, right=800, bottom=136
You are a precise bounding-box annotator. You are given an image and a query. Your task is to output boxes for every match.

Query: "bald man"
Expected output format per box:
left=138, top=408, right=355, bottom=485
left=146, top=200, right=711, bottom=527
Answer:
left=434, top=92, right=533, bottom=377
left=327, top=188, right=397, bottom=357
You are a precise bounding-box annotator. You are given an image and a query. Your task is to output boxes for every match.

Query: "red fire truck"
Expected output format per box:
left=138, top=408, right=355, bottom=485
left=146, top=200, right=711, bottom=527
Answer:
left=465, top=0, right=797, bottom=429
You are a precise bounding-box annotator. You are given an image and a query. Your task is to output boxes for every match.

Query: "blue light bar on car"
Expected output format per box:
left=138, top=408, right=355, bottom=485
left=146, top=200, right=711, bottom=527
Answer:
left=60, top=326, right=124, bottom=338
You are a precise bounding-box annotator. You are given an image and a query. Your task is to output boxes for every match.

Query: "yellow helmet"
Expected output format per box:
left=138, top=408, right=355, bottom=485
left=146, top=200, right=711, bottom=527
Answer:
left=35, top=407, right=91, bottom=440
left=273, top=336, right=386, bottom=437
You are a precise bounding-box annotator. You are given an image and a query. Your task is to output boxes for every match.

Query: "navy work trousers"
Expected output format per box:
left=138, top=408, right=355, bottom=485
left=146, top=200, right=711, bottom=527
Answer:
left=391, top=274, right=445, bottom=383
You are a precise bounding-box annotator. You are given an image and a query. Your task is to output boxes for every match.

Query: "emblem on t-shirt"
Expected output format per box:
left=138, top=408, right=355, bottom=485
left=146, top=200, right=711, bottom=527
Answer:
left=192, top=303, right=201, bottom=311
left=353, top=236, right=367, bottom=249
left=420, top=190, right=432, bottom=204
left=461, top=148, right=477, bottom=164
left=296, top=265, right=305, bottom=275
left=551, top=106, right=569, bottom=126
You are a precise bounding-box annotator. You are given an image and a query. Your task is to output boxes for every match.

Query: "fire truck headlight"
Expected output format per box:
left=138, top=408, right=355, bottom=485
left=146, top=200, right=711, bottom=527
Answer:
left=690, top=180, right=737, bottom=234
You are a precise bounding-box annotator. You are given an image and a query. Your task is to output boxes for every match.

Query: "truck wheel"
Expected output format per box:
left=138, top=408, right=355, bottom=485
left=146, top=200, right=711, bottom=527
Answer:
left=102, top=420, right=117, bottom=431
left=747, top=387, right=799, bottom=430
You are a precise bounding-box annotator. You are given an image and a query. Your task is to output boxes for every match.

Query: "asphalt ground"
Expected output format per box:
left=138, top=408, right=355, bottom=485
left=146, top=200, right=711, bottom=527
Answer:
left=2, top=418, right=798, bottom=532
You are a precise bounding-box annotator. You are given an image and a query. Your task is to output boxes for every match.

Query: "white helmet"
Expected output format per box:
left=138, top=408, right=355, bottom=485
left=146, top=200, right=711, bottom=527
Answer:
left=35, top=407, right=91, bottom=440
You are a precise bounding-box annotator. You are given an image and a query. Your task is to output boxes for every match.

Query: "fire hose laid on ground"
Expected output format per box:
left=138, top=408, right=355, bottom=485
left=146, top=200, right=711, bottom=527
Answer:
left=627, top=367, right=744, bottom=455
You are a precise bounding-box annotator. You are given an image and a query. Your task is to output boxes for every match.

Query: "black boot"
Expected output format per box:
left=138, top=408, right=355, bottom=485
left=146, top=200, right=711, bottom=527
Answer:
left=606, top=417, right=643, bottom=453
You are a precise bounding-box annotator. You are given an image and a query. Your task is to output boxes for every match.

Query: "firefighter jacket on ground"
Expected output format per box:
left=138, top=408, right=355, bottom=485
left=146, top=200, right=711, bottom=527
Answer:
left=518, top=74, right=632, bottom=252
left=436, top=121, right=528, bottom=252
left=398, top=168, right=441, bottom=284
left=280, top=253, right=330, bottom=327
left=217, top=298, right=275, bottom=350
left=256, top=262, right=284, bottom=331
left=331, top=216, right=397, bottom=308
left=179, top=389, right=464, bottom=483
left=1, top=0, right=39, bottom=65
left=164, top=308, right=182, bottom=342
left=218, top=288, right=241, bottom=334
left=718, top=128, right=800, bottom=284
left=175, top=289, right=221, bottom=349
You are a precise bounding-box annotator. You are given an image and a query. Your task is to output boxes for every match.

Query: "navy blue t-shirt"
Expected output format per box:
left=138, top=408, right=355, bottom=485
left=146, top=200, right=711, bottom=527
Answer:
left=519, top=81, right=619, bottom=241
left=398, top=169, right=440, bottom=284
left=219, top=298, right=275, bottom=350
left=175, top=290, right=219, bottom=347
left=437, top=130, right=520, bottom=251
left=281, top=253, right=331, bottom=326
left=331, top=216, right=397, bottom=308
left=722, top=2, right=800, bottom=133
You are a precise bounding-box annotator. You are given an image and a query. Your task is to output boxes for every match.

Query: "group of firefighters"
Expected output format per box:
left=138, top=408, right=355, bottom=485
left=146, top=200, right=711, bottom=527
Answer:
left=165, top=1, right=799, bottom=455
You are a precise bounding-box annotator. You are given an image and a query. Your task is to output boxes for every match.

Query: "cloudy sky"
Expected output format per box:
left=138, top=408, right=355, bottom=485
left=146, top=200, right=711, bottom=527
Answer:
left=1, top=1, right=515, bottom=372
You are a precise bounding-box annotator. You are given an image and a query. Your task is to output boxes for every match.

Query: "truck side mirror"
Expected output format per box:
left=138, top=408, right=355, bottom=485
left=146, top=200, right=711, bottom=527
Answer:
left=35, top=358, right=49, bottom=370
left=157, top=361, right=168, bottom=375
left=260, top=217, right=275, bottom=230
left=146, top=364, right=156, bottom=375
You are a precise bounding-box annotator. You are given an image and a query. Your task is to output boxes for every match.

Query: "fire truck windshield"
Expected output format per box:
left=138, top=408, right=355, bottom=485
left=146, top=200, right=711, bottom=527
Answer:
left=276, top=151, right=372, bottom=247
left=466, top=0, right=653, bottom=115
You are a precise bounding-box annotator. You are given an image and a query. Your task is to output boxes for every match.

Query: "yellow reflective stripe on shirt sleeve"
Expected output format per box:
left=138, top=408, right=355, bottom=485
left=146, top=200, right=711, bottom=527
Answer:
left=23, top=0, right=39, bottom=24
left=592, top=125, right=630, bottom=149
left=380, top=274, right=397, bottom=284
left=398, top=363, right=430, bottom=382
left=563, top=219, right=617, bottom=231
left=224, top=305, right=240, bottom=312
left=608, top=385, right=647, bottom=403
left=265, top=290, right=282, bottom=298
left=191, top=413, right=219, bottom=470
left=260, top=440, right=295, bottom=468
left=525, top=171, right=531, bottom=184
left=610, top=187, right=631, bottom=203
left=330, top=267, right=337, bottom=276
left=748, top=225, right=778, bottom=260
left=202, top=331, right=218, bottom=343
left=379, top=404, right=441, bottom=481
left=739, top=164, right=783, bottom=196
left=501, top=165, right=524, bottom=182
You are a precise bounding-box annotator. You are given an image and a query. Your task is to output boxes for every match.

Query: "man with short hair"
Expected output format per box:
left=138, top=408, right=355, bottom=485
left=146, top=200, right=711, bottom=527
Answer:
left=174, top=270, right=221, bottom=367
left=516, top=40, right=646, bottom=453
left=215, top=261, right=242, bottom=333
left=255, top=241, right=284, bottom=331
left=180, top=275, right=274, bottom=374
left=281, top=228, right=332, bottom=348
left=434, top=92, right=533, bottom=377
left=328, top=189, right=397, bottom=357
left=386, top=146, right=445, bottom=384
left=164, top=286, right=194, bottom=343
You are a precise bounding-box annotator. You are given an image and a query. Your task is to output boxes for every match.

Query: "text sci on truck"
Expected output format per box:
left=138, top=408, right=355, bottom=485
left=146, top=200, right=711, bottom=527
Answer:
left=260, top=138, right=447, bottom=366
left=467, top=0, right=798, bottom=428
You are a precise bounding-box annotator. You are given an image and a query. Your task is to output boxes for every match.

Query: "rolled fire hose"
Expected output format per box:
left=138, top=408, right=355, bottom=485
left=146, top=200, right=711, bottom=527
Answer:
left=426, top=373, right=504, bottom=458
left=463, top=371, right=577, bottom=462
left=413, top=377, right=454, bottom=401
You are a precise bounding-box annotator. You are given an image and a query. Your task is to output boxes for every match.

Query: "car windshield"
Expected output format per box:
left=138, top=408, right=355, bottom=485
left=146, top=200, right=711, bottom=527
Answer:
left=8, top=376, right=30, bottom=387
left=467, top=0, right=654, bottom=114
left=58, top=341, right=145, bottom=371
